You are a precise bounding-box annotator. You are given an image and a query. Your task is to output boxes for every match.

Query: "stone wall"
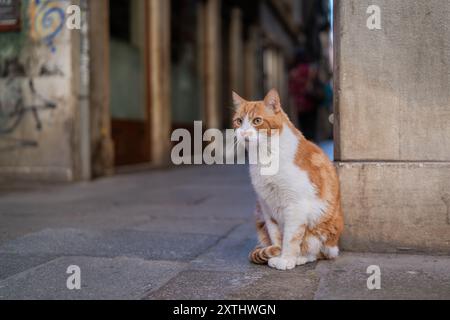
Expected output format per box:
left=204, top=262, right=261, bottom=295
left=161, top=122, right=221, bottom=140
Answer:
left=0, top=0, right=81, bottom=181
left=335, top=0, right=450, bottom=254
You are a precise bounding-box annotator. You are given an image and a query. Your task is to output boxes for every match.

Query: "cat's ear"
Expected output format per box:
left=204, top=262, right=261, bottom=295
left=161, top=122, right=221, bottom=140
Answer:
left=232, top=91, right=246, bottom=109
left=264, top=89, right=282, bottom=113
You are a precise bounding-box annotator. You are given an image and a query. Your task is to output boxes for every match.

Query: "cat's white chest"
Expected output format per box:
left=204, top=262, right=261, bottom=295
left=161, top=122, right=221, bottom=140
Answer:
left=250, top=169, right=286, bottom=217
left=249, top=126, right=326, bottom=226
left=251, top=163, right=312, bottom=206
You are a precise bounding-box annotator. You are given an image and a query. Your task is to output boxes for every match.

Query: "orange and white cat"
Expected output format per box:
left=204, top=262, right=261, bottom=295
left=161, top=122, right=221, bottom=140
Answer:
left=233, top=89, right=344, bottom=271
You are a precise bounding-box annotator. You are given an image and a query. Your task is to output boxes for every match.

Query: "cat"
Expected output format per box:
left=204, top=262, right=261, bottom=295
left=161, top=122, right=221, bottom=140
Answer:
left=232, top=89, right=344, bottom=271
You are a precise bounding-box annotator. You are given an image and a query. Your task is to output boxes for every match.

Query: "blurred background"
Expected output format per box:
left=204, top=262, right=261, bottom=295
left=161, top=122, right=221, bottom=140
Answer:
left=1, top=1, right=450, bottom=300
left=0, top=0, right=334, bottom=183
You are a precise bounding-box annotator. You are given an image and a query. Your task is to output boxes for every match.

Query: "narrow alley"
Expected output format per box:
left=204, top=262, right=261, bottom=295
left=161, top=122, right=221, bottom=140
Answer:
left=0, top=165, right=449, bottom=300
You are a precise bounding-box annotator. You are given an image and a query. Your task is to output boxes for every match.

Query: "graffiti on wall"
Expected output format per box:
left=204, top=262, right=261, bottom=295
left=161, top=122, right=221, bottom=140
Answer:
left=0, top=0, right=68, bottom=151
left=0, top=56, right=64, bottom=78
left=0, top=78, right=56, bottom=151
left=29, top=0, right=69, bottom=53
left=0, top=78, right=56, bottom=135
left=0, top=1, right=74, bottom=151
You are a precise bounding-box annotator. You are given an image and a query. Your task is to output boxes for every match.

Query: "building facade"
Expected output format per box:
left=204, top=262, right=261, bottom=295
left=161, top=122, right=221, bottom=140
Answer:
left=0, top=0, right=323, bottom=181
left=335, top=0, right=450, bottom=254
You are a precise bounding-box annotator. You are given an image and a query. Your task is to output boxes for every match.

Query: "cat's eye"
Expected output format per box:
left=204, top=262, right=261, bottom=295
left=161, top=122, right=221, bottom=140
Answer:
left=234, top=118, right=243, bottom=126
left=253, top=117, right=263, bottom=126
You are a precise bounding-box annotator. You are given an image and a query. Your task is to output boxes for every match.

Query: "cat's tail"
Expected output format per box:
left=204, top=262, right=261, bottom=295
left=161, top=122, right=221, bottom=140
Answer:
left=249, top=245, right=281, bottom=265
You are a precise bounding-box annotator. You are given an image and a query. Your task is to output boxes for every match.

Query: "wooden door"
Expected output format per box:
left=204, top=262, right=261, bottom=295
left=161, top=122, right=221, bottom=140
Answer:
left=109, top=0, right=150, bottom=166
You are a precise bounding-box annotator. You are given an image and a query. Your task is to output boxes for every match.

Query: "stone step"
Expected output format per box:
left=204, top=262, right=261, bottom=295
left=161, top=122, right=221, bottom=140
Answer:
left=337, top=162, right=450, bottom=254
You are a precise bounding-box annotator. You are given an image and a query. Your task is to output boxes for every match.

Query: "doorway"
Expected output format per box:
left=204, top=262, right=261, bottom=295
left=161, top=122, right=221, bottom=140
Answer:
left=170, top=0, right=202, bottom=133
left=109, top=0, right=150, bottom=166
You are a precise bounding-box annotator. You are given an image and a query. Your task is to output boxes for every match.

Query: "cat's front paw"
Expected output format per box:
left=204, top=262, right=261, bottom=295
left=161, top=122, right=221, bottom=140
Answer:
left=268, top=257, right=296, bottom=271
left=296, top=256, right=309, bottom=266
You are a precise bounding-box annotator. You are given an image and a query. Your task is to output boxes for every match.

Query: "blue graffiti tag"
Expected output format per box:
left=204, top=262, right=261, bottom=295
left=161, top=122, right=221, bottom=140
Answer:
left=32, top=0, right=69, bottom=53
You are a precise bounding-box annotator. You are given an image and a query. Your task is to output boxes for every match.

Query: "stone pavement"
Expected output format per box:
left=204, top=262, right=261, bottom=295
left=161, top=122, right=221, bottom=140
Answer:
left=0, top=165, right=449, bottom=300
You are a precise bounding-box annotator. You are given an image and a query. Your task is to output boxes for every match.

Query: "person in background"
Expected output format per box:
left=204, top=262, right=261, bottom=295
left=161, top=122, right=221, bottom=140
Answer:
left=288, top=49, right=324, bottom=142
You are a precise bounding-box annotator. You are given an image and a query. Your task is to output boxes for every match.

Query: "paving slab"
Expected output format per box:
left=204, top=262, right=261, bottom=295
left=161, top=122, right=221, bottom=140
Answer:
left=0, top=229, right=98, bottom=256
left=314, top=253, right=450, bottom=300
left=0, top=203, right=152, bottom=245
left=147, top=270, right=263, bottom=300
left=132, top=216, right=243, bottom=236
left=0, top=253, right=57, bottom=280
left=0, top=228, right=220, bottom=261
left=148, top=264, right=320, bottom=300
left=0, top=256, right=186, bottom=300
left=141, top=202, right=255, bottom=220
left=229, top=265, right=319, bottom=300
left=95, top=229, right=220, bottom=261
left=153, top=221, right=321, bottom=300
left=190, top=223, right=260, bottom=273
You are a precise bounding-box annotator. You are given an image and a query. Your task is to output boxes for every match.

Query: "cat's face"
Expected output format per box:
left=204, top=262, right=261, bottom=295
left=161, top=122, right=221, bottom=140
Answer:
left=232, top=89, right=285, bottom=144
